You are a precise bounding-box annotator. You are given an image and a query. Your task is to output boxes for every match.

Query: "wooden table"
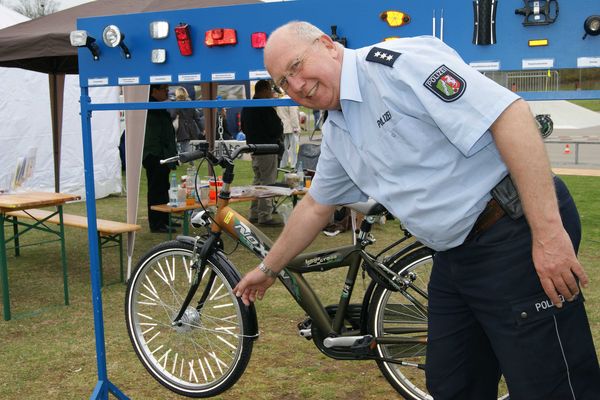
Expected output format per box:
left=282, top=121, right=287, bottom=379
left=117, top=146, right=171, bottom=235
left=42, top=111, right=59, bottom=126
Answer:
left=151, top=197, right=254, bottom=239
left=0, top=191, right=80, bottom=320
left=150, top=188, right=306, bottom=239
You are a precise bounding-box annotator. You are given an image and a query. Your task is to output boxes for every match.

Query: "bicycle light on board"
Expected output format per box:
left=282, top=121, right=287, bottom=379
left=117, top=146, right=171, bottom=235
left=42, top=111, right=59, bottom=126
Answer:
left=205, top=28, right=237, bottom=47
left=175, top=23, right=193, bottom=55
left=102, top=25, right=131, bottom=59
left=69, top=30, right=100, bottom=61
left=380, top=10, right=411, bottom=27
left=582, top=15, right=600, bottom=40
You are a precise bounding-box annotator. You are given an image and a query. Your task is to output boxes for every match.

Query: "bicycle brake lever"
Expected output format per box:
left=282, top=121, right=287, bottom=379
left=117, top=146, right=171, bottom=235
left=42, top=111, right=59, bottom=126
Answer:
left=160, top=155, right=179, bottom=164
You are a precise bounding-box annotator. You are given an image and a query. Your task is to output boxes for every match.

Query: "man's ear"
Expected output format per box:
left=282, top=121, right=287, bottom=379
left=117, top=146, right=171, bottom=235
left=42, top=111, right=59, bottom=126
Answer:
left=319, top=34, right=340, bottom=60
left=319, top=34, right=335, bottom=49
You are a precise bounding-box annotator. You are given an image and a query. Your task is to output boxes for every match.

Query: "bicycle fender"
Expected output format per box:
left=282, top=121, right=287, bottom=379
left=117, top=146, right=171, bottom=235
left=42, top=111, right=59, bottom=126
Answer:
left=362, top=241, right=431, bottom=326
left=175, top=235, right=260, bottom=340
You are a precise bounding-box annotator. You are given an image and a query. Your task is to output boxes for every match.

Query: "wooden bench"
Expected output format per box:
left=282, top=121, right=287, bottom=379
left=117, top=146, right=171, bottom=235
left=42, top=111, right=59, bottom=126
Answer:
left=5, top=209, right=141, bottom=285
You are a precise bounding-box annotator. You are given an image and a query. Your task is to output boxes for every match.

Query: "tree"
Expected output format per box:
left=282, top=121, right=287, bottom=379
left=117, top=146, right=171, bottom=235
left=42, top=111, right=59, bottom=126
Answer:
left=3, top=0, right=60, bottom=19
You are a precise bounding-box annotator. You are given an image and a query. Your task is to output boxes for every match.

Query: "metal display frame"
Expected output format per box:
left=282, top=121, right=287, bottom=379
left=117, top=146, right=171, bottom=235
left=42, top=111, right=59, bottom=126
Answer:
left=73, top=0, right=599, bottom=398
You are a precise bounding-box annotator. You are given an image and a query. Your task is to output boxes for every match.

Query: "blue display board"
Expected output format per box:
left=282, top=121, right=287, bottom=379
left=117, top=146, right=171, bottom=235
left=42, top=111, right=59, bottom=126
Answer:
left=74, top=1, right=598, bottom=398
left=75, top=0, right=599, bottom=90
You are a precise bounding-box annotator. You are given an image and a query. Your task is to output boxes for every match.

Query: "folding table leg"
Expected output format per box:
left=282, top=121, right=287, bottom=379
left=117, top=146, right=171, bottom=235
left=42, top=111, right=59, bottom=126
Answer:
left=12, top=217, right=20, bottom=257
left=58, top=206, right=69, bottom=305
left=1, top=213, right=11, bottom=320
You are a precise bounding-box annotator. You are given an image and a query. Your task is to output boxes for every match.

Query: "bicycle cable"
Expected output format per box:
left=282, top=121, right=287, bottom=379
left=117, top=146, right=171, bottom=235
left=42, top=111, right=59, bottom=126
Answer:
left=190, top=153, right=240, bottom=256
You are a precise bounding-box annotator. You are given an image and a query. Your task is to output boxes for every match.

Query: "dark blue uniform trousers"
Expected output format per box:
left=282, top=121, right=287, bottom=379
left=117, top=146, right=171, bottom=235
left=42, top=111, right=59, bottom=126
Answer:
left=426, top=177, right=600, bottom=399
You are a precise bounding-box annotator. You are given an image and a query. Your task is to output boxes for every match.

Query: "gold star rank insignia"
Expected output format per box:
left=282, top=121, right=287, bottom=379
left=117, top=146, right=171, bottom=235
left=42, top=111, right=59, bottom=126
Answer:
left=366, top=47, right=401, bottom=67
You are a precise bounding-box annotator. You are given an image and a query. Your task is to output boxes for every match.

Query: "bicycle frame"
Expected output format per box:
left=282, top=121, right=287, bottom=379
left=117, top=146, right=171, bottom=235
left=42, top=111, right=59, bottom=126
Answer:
left=171, top=145, right=428, bottom=358
left=208, top=189, right=424, bottom=341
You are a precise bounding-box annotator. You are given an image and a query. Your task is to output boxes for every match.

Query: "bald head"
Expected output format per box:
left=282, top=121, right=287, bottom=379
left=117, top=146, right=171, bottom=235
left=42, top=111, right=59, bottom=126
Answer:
left=265, top=21, right=324, bottom=61
left=264, top=21, right=344, bottom=110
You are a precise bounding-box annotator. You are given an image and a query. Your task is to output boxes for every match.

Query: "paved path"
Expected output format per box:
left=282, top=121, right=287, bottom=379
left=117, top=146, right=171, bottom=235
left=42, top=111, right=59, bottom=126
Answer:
left=552, top=168, right=600, bottom=177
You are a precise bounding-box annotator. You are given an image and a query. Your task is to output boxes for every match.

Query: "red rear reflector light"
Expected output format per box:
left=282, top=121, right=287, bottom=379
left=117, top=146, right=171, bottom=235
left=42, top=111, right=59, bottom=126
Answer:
left=175, top=23, right=193, bottom=56
left=205, top=28, right=237, bottom=47
left=251, top=32, right=267, bottom=48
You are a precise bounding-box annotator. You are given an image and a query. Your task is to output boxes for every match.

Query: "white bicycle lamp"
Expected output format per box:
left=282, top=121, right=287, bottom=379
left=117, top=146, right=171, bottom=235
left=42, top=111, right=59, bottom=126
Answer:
left=102, top=25, right=131, bottom=59
left=69, top=30, right=100, bottom=61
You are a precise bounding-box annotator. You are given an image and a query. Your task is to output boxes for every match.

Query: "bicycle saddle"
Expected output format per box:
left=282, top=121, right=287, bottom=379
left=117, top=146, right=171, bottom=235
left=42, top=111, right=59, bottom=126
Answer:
left=345, top=199, right=387, bottom=217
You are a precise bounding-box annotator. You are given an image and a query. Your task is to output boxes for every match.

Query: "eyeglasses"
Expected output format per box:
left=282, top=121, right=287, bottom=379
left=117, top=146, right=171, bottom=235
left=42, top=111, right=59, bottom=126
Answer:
left=276, top=39, right=319, bottom=92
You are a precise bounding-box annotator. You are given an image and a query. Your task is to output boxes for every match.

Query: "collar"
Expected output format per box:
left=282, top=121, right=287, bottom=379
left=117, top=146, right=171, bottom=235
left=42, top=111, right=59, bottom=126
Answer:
left=325, top=48, right=363, bottom=132
left=339, top=47, right=363, bottom=103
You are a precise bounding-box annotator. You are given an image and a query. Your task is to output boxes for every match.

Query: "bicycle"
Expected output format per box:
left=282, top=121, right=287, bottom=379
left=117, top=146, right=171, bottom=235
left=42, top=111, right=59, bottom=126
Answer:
left=125, top=143, right=507, bottom=399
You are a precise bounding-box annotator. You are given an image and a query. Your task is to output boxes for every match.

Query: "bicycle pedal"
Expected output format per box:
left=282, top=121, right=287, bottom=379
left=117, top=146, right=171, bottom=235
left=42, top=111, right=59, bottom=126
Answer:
left=297, top=318, right=312, bottom=340
left=350, top=335, right=377, bottom=354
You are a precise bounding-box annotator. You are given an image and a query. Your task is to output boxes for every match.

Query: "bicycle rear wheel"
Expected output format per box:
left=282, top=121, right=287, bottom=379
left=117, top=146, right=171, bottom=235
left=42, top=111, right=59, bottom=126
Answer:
left=125, top=240, right=255, bottom=398
left=368, top=248, right=433, bottom=400
left=368, top=248, right=510, bottom=400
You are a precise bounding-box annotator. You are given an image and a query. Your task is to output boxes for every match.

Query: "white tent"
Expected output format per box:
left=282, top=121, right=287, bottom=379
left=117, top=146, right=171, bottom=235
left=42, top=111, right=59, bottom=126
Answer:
left=0, top=4, right=121, bottom=199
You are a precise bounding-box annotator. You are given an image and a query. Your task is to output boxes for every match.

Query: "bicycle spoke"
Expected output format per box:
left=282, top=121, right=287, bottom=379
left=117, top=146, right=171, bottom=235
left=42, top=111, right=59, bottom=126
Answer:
left=127, top=244, right=253, bottom=397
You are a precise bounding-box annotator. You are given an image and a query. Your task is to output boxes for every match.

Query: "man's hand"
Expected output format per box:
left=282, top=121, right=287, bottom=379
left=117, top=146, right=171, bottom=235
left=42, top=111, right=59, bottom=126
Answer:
left=532, top=227, right=589, bottom=307
left=233, top=267, right=277, bottom=306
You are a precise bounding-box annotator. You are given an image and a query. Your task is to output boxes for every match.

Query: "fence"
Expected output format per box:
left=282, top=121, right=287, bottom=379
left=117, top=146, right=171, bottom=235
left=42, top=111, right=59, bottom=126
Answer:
left=484, top=70, right=561, bottom=92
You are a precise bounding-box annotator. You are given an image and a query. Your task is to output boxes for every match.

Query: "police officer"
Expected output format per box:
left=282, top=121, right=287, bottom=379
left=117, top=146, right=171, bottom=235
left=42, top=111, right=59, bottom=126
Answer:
left=234, top=21, right=600, bottom=399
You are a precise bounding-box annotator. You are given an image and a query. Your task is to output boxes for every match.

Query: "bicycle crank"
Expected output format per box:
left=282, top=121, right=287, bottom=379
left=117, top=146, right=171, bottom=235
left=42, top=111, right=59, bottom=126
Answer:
left=323, top=335, right=375, bottom=349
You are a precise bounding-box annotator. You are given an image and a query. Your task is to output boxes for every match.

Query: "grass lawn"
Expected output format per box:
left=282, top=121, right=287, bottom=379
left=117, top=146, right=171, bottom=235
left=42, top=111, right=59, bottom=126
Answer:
left=570, top=100, right=600, bottom=112
left=1, top=162, right=599, bottom=399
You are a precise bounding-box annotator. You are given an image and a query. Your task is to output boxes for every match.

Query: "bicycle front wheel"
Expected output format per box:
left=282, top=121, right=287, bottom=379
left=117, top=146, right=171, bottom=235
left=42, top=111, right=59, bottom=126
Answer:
left=368, top=248, right=433, bottom=400
left=125, top=240, right=255, bottom=398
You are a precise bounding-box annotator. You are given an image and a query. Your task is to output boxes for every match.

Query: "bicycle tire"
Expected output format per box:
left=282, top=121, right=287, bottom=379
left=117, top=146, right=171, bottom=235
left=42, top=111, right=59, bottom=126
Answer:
left=368, top=247, right=433, bottom=400
left=125, top=240, right=255, bottom=398
left=368, top=248, right=510, bottom=400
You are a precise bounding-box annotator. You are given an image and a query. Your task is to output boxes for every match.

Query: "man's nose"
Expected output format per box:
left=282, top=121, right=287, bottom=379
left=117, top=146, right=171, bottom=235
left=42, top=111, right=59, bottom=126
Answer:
left=286, top=74, right=305, bottom=93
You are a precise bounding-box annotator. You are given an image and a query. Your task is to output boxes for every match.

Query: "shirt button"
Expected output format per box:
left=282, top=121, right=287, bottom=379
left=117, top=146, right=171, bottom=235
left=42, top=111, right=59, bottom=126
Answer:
left=520, top=312, right=528, bottom=319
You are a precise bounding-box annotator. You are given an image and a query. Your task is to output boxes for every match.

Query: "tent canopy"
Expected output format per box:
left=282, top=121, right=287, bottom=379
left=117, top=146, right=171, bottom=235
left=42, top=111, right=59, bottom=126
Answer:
left=0, top=0, right=259, bottom=74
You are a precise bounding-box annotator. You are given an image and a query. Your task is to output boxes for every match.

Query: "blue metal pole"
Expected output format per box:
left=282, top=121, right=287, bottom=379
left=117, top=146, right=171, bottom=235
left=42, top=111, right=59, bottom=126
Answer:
left=79, top=87, right=129, bottom=400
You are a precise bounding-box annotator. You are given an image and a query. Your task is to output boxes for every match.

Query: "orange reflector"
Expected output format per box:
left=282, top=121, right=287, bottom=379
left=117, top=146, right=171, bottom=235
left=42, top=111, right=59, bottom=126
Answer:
left=205, top=28, right=237, bottom=47
left=380, top=11, right=411, bottom=27
left=528, top=39, right=549, bottom=47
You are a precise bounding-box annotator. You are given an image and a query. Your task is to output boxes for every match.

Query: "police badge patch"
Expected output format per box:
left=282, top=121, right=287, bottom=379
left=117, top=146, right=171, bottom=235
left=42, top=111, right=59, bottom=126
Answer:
left=423, top=65, right=466, bottom=102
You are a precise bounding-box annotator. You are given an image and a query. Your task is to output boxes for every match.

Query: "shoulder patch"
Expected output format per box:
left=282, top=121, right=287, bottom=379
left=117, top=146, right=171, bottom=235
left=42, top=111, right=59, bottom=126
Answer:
left=366, top=47, right=401, bottom=67
left=423, top=65, right=466, bottom=102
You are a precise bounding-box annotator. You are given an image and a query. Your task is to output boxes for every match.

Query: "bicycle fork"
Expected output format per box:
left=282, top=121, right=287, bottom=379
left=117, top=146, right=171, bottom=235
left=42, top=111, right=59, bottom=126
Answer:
left=171, top=234, right=219, bottom=325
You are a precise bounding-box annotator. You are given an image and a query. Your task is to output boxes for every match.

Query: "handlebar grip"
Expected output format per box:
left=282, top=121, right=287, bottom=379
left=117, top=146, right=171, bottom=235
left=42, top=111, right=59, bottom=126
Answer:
left=248, top=144, right=281, bottom=155
left=179, top=150, right=206, bottom=163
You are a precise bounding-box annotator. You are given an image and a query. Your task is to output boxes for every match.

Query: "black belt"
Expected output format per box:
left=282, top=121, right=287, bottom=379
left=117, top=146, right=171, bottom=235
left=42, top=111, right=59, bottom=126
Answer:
left=466, top=198, right=505, bottom=241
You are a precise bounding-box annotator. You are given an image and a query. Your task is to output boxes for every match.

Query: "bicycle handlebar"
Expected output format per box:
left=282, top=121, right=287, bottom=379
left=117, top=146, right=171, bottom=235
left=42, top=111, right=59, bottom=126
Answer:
left=160, top=144, right=280, bottom=165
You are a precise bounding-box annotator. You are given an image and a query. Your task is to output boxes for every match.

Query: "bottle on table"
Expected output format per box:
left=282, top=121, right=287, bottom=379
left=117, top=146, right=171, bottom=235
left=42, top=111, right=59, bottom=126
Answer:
left=169, top=172, right=178, bottom=206
left=185, top=166, right=196, bottom=205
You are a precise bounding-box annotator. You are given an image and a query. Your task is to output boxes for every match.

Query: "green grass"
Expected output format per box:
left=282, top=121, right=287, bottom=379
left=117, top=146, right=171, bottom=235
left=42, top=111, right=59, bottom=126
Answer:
left=1, top=165, right=599, bottom=400
left=569, top=100, right=600, bottom=112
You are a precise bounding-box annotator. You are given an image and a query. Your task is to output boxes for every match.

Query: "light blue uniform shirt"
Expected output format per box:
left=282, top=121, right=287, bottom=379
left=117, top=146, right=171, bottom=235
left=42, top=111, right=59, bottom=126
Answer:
left=309, top=36, right=520, bottom=251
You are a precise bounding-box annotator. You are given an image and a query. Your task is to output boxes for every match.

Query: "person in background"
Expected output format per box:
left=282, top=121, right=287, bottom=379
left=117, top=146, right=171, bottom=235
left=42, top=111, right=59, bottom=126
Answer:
left=276, top=89, right=301, bottom=168
left=143, top=84, right=178, bottom=234
left=234, top=21, right=600, bottom=399
left=215, top=108, right=233, bottom=141
left=171, top=87, right=204, bottom=157
left=240, top=79, right=283, bottom=226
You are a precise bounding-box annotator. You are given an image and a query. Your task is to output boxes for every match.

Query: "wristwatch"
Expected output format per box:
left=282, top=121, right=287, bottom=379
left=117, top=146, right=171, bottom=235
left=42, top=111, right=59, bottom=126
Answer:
left=257, top=262, right=278, bottom=278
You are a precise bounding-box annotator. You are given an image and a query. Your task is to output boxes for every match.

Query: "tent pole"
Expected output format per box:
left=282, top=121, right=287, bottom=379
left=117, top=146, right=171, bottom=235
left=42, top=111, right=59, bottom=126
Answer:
left=123, top=85, right=149, bottom=279
left=48, top=73, right=65, bottom=192
left=79, top=86, right=129, bottom=400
